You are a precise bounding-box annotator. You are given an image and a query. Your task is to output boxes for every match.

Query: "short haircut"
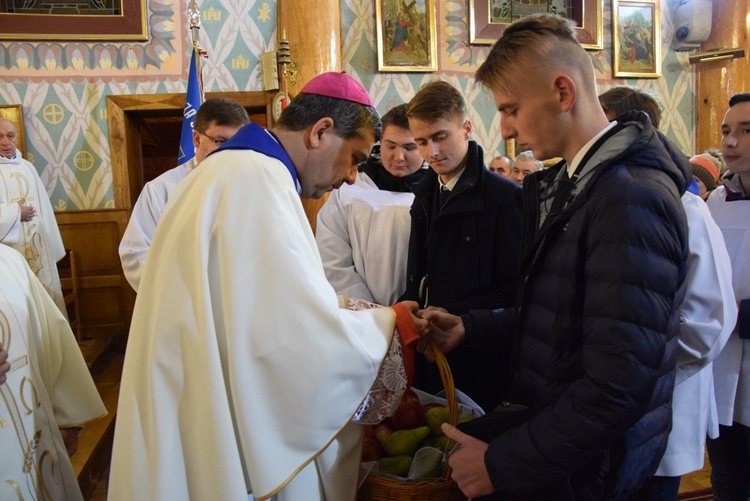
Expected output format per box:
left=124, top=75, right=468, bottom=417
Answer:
left=493, top=155, right=514, bottom=166
left=382, top=103, right=410, bottom=130
left=407, top=80, right=467, bottom=124
left=475, top=14, right=592, bottom=96
left=598, top=86, right=662, bottom=128
left=515, top=150, right=544, bottom=170
left=193, top=97, right=250, bottom=133
left=729, top=93, right=750, bottom=108
left=276, top=93, right=382, bottom=141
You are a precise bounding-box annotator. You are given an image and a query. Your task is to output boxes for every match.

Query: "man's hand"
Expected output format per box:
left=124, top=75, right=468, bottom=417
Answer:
left=0, top=342, right=9, bottom=385
left=18, top=199, right=36, bottom=222
left=58, top=427, right=80, bottom=457
left=417, top=307, right=466, bottom=361
left=443, top=422, right=495, bottom=498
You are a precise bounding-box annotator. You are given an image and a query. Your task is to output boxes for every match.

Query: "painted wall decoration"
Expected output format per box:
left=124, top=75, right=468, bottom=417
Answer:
left=0, top=0, right=695, bottom=211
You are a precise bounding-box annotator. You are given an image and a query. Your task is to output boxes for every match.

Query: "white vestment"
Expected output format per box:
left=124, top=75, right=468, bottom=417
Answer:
left=109, top=146, right=400, bottom=501
left=119, top=159, right=196, bottom=292
left=316, top=171, right=414, bottom=305
left=655, top=192, right=736, bottom=476
left=707, top=187, right=750, bottom=427
left=0, top=149, right=67, bottom=316
left=0, top=244, right=106, bottom=500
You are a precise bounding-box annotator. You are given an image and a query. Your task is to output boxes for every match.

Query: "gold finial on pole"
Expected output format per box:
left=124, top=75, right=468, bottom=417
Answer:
left=187, top=0, right=204, bottom=102
left=277, top=29, right=298, bottom=87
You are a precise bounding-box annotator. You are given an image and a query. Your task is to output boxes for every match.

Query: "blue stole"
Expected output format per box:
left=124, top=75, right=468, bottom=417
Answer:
left=211, top=122, right=300, bottom=193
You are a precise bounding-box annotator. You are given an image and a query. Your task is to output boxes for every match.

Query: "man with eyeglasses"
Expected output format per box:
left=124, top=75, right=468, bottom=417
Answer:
left=0, top=116, right=69, bottom=317
left=119, top=96, right=249, bottom=292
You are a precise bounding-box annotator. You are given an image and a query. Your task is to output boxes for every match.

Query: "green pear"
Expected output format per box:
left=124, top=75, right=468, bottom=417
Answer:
left=425, top=407, right=451, bottom=435
left=418, top=435, right=451, bottom=452
left=378, top=426, right=430, bottom=456
left=377, top=455, right=413, bottom=477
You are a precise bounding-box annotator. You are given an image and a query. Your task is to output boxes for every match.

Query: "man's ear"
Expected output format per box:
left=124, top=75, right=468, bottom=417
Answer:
left=307, top=117, right=335, bottom=149
left=553, top=74, right=577, bottom=112
left=462, top=119, right=473, bottom=139
left=192, top=129, right=201, bottom=149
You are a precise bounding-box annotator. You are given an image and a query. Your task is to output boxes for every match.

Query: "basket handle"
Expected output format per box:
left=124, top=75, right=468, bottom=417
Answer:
left=430, top=340, right=459, bottom=479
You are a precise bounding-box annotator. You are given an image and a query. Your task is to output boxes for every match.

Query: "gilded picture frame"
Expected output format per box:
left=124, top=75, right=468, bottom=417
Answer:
left=375, top=0, right=438, bottom=72
left=0, top=104, right=26, bottom=158
left=505, top=138, right=562, bottom=167
left=0, top=0, right=147, bottom=41
left=612, top=0, right=661, bottom=78
left=470, top=0, right=602, bottom=49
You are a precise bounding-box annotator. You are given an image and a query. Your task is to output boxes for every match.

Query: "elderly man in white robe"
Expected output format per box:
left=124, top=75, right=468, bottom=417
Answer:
left=0, top=117, right=67, bottom=317
left=108, top=72, right=428, bottom=501
left=119, top=97, right=250, bottom=292
left=0, top=244, right=106, bottom=501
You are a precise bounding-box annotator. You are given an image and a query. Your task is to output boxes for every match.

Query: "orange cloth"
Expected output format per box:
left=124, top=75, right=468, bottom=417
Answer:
left=391, top=302, right=419, bottom=387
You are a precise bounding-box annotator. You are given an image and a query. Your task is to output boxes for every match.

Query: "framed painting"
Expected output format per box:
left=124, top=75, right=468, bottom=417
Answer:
left=0, top=104, right=26, bottom=158
left=375, top=0, right=438, bottom=72
left=470, top=0, right=602, bottom=49
left=505, top=138, right=562, bottom=167
left=0, top=0, right=147, bottom=41
left=612, top=0, right=661, bottom=78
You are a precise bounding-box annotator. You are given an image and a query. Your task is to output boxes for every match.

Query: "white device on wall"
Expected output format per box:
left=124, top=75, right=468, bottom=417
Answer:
left=673, top=0, right=713, bottom=51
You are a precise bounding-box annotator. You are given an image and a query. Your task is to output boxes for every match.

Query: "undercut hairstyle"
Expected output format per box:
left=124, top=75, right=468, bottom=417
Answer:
left=382, top=103, right=410, bottom=130
left=729, top=92, right=750, bottom=108
left=475, top=14, right=593, bottom=96
left=599, top=86, right=662, bottom=128
left=193, top=97, right=250, bottom=133
left=515, top=150, right=544, bottom=170
left=407, top=80, right=467, bottom=124
left=276, top=93, right=382, bottom=141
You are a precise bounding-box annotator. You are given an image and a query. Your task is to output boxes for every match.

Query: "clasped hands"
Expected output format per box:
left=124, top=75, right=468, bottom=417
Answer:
left=398, top=301, right=465, bottom=362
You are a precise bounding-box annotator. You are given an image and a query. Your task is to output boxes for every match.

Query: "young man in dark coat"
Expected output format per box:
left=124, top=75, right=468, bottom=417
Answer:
left=418, top=15, right=690, bottom=500
left=400, top=80, right=523, bottom=411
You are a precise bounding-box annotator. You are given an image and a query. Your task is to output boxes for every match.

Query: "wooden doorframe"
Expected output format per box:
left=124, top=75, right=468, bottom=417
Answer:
left=106, top=91, right=275, bottom=211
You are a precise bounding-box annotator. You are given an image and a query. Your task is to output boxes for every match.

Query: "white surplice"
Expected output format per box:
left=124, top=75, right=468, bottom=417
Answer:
left=0, top=149, right=67, bottom=317
left=0, top=244, right=106, bottom=500
left=118, top=159, right=196, bottom=292
left=655, top=192, right=737, bottom=476
left=316, top=171, right=414, bottom=305
left=109, top=147, right=400, bottom=501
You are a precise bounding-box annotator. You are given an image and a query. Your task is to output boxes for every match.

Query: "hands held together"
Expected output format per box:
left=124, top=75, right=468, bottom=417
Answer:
left=398, top=301, right=466, bottom=361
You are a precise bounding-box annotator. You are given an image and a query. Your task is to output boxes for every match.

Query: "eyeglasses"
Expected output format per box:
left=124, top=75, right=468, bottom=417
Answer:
left=198, top=131, right=228, bottom=146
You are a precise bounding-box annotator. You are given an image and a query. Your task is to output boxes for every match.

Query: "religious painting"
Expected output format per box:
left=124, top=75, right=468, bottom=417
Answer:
left=0, top=104, right=26, bottom=158
left=469, top=0, right=602, bottom=49
left=612, top=0, right=661, bottom=78
left=375, top=0, right=438, bottom=72
left=0, top=0, right=147, bottom=41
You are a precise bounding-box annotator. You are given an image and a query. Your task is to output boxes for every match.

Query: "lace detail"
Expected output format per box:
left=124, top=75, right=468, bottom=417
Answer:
left=349, top=298, right=407, bottom=424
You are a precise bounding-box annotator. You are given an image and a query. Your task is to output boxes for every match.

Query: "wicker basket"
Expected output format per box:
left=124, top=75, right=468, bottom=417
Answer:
left=357, top=342, right=468, bottom=501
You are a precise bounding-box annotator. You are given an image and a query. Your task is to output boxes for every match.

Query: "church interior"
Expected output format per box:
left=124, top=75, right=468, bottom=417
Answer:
left=0, top=0, right=747, bottom=498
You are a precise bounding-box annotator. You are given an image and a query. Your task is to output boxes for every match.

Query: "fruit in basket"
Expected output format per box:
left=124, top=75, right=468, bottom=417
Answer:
left=418, top=435, right=451, bottom=452
left=392, top=398, right=426, bottom=431
left=377, top=426, right=431, bottom=456
left=377, top=455, right=413, bottom=477
left=422, top=402, right=445, bottom=413
left=362, top=435, right=384, bottom=462
left=425, top=406, right=451, bottom=435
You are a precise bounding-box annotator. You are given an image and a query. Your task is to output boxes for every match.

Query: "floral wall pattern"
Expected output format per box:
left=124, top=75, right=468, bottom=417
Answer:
left=0, top=0, right=695, bottom=211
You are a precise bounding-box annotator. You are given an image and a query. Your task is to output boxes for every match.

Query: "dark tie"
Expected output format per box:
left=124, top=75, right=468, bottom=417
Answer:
left=439, top=185, right=450, bottom=210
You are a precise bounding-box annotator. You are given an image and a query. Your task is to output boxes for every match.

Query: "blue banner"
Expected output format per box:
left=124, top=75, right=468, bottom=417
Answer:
left=178, top=49, right=201, bottom=166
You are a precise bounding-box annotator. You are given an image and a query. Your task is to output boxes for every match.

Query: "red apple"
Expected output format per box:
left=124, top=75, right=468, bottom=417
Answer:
left=392, top=398, right=426, bottom=430
left=402, top=388, right=420, bottom=405
left=362, top=436, right=384, bottom=461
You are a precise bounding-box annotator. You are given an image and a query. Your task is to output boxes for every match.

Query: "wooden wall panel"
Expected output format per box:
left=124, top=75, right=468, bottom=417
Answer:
left=55, top=209, right=135, bottom=339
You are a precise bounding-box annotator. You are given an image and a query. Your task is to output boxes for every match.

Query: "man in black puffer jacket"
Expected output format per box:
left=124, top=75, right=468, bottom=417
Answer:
left=418, top=14, right=689, bottom=500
